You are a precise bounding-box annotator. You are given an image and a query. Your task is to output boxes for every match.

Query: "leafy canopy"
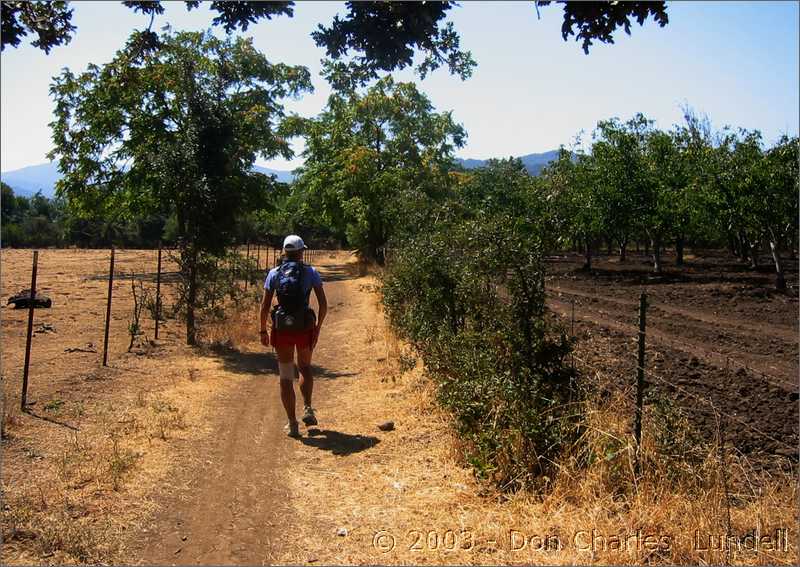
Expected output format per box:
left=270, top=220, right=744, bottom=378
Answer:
left=48, top=28, right=312, bottom=252
left=293, top=75, right=466, bottom=261
left=3, top=1, right=669, bottom=80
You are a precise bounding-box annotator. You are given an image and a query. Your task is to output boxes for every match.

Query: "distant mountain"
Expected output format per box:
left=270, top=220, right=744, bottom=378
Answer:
left=1, top=162, right=297, bottom=198
left=456, top=149, right=561, bottom=176
left=253, top=165, right=295, bottom=184
left=2, top=151, right=558, bottom=198
left=1, top=162, right=61, bottom=198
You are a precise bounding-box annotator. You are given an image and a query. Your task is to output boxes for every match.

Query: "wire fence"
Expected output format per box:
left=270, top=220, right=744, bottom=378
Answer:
left=9, top=244, right=327, bottom=414
left=553, top=287, right=798, bottom=463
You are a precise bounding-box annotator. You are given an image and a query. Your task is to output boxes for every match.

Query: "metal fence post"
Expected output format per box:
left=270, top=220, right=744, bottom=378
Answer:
left=21, top=250, right=39, bottom=411
left=155, top=241, right=162, bottom=340
left=102, top=247, right=115, bottom=366
left=634, top=291, right=647, bottom=475
left=245, top=240, right=251, bottom=291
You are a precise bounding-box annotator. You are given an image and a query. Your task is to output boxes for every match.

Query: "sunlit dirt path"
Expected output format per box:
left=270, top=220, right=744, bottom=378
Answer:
left=131, top=254, right=373, bottom=565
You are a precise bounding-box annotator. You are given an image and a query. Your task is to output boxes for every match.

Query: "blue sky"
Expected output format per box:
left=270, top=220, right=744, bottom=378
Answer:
left=1, top=1, right=798, bottom=172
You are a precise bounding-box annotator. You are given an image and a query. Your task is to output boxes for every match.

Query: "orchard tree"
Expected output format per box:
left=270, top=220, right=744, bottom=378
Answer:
left=293, top=75, right=465, bottom=263
left=590, top=115, right=655, bottom=266
left=48, top=29, right=312, bottom=344
left=541, top=147, right=602, bottom=269
left=748, top=135, right=798, bottom=290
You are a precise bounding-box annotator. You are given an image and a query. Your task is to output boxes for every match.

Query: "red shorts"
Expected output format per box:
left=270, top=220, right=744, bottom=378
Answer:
left=270, top=327, right=315, bottom=349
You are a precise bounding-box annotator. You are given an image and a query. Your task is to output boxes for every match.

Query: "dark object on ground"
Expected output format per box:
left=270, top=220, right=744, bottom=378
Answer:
left=65, top=343, right=97, bottom=353
left=377, top=421, right=394, bottom=431
left=7, top=290, right=52, bottom=309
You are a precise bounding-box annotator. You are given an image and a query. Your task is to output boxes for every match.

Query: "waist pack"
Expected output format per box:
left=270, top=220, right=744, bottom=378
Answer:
left=272, top=305, right=316, bottom=332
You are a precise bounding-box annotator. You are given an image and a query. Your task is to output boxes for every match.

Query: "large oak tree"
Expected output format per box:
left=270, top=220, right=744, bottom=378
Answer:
left=48, top=29, right=312, bottom=344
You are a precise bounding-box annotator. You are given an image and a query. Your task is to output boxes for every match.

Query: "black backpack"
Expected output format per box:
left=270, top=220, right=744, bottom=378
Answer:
left=272, top=261, right=316, bottom=331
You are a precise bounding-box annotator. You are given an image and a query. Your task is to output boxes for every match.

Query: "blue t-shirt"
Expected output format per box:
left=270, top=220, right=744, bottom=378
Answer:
left=264, top=263, right=323, bottom=302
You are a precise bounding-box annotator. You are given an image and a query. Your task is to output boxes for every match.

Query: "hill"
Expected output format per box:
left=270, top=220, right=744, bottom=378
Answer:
left=1, top=151, right=559, bottom=197
left=1, top=162, right=297, bottom=198
left=1, top=162, right=61, bottom=198
left=456, top=149, right=560, bottom=176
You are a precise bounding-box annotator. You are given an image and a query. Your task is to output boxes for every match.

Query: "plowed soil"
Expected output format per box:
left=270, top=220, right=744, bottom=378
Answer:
left=545, top=250, right=799, bottom=464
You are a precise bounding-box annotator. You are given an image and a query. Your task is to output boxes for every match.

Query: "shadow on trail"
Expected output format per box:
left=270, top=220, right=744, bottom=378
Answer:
left=204, top=346, right=358, bottom=380
left=316, top=263, right=362, bottom=282
left=301, top=428, right=379, bottom=456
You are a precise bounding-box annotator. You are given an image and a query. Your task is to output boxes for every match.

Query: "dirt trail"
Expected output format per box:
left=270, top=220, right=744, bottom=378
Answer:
left=131, top=255, right=365, bottom=565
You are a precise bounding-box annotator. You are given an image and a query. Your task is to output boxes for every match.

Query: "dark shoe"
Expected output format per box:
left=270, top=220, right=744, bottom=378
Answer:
left=284, top=420, right=301, bottom=438
left=301, top=405, right=318, bottom=426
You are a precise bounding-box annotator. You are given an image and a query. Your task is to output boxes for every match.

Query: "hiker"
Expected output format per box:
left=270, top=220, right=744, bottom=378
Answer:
left=260, top=235, right=327, bottom=438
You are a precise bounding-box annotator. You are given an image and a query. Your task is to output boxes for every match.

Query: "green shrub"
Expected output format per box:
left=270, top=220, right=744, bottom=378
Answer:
left=383, top=212, right=580, bottom=490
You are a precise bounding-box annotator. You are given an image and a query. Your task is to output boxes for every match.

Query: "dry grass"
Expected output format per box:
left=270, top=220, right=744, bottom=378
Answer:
left=277, top=277, right=798, bottom=565
left=2, top=318, right=245, bottom=564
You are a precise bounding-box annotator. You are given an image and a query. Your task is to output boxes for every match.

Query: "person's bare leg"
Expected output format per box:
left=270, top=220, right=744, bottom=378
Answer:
left=297, top=346, right=314, bottom=407
left=276, top=345, right=296, bottom=423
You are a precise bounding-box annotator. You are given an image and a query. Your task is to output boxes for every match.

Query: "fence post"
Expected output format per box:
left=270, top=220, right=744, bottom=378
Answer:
left=633, top=291, right=647, bottom=475
left=155, top=241, right=162, bottom=340
left=571, top=298, right=575, bottom=337
left=245, top=240, right=251, bottom=291
left=715, top=414, right=733, bottom=566
left=21, top=250, right=39, bottom=411
left=102, top=247, right=115, bottom=367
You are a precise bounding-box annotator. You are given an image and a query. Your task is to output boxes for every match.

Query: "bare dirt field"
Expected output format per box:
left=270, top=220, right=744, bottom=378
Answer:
left=1, top=248, right=797, bottom=565
left=545, top=250, right=799, bottom=465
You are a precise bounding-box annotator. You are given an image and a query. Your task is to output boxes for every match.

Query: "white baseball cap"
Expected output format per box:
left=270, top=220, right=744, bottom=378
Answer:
left=282, top=234, right=307, bottom=251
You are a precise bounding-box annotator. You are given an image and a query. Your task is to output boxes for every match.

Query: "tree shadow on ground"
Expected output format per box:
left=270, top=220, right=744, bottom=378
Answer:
left=202, top=345, right=358, bottom=380
left=87, top=270, right=183, bottom=283
left=300, top=428, right=379, bottom=456
left=316, top=263, right=364, bottom=282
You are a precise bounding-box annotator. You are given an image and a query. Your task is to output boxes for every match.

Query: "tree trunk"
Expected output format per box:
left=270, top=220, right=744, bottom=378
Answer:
left=635, top=240, right=640, bottom=253
left=652, top=236, right=662, bottom=274
left=583, top=237, right=592, bottom=270
left=738, top=230, right=752, bottom=266
left=644, top=240, right=650, bottom=256
left=619, top=236, right=628, bottom=262
left=675, top=235, right=685, bottom=267
left=185, top=246, right=199, bottom=345
left=748, top=237, right=759, bottom=270
left=606, top=236, right=613, bottom=256
left=727, top=233, right=737, bottom=257
left=768, top=229, right=786, bottom=291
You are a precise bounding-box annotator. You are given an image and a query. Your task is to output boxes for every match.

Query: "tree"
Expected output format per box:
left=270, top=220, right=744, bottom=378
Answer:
left=541, top=147, right=602, bottom=269
left=293, top=75, right=465, bottom=263
left=537, top=1, right=668, bottom=53
left=48, top=29, right=312, bottom=344
left=3, top=1, right=669, bottom=78
left=0, top=1, right=75, bottom=53
left=591, top=117, right=645, bottom=263
left=741, top=134, right=798, bottom=290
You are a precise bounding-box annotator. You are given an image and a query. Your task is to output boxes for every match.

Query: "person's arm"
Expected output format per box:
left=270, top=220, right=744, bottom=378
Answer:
left=260, top=287, right=274, bottom=345
left=313, top=283, right=327, bottom=328
left=311, top=283, right=327, bottom=350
